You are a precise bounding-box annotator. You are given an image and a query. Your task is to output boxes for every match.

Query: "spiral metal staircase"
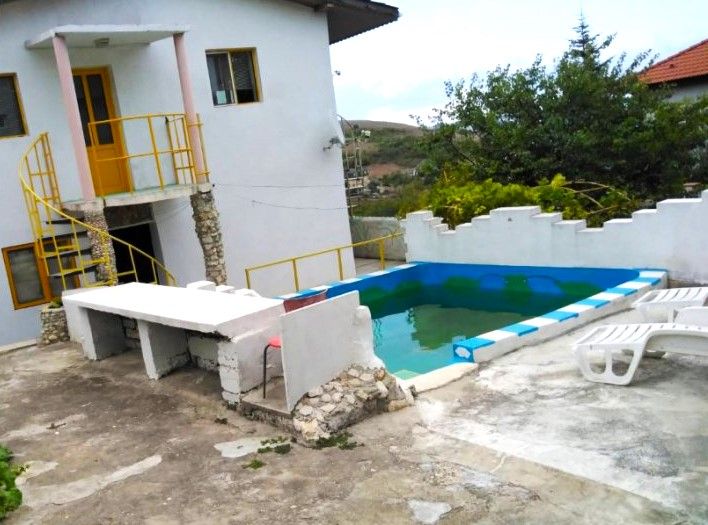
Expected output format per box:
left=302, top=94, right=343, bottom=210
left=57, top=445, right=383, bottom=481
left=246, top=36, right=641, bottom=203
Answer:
left=19, top=132, right=175, bottom=297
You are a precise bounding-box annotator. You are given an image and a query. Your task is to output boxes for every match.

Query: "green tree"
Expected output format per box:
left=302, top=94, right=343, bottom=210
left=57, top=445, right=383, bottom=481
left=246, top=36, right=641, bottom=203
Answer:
left=420, top=18, right=708, bottom=200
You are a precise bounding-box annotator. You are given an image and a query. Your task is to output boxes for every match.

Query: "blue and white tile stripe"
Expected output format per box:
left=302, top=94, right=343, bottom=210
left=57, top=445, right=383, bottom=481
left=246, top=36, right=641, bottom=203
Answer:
left=276, top=263, right=420, bottom=300
left=452, top=270, right=667, bottom=363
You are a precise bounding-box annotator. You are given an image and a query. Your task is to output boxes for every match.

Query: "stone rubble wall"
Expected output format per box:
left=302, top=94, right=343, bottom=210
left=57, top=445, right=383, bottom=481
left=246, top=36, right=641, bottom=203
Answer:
left=190, top=188, right=228, bottom=285
left=292, top=364, right=414, bottom=442
left=39, top=307, right=69, bottom=346
left=83, top=207, right=118, bottom=283
left=121, top=317, right=141, bottom=350
left=349, top=216, right=406, bottom=260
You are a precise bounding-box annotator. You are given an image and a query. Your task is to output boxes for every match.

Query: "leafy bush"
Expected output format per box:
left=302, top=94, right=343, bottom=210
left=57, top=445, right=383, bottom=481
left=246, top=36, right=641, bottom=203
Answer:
left=427, top=175, right=638, bottom=227
left=428, top=178, right=537, bottom=226
left=0, top=445, right=24, bottom=520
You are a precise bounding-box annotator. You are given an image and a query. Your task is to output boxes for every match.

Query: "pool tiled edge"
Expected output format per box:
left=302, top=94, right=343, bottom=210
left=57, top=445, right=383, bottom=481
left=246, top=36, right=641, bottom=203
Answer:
left=452, top=269, right=667, bottom=363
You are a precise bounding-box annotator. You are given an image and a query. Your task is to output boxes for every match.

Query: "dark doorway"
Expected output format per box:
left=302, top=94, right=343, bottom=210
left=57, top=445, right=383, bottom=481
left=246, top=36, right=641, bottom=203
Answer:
left=110, top=223, right=157, bottom=284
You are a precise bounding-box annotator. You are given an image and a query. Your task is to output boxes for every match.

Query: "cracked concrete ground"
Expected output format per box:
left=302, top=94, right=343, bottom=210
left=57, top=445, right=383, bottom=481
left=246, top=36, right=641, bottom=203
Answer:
left=1, top=308, right=705, bottom=524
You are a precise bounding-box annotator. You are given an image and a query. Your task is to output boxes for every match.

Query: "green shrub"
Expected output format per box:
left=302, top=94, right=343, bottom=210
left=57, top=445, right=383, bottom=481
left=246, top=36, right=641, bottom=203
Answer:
left=0, top=445, right=24, bottom=520
left=426, top=174, right=638, bottom=227
left=48, top=298, right=63, bottom=309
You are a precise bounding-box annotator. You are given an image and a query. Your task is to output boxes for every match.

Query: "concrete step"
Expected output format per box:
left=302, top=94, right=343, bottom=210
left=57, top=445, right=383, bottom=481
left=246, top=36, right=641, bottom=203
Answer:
left=240, top=377, right=291, bottom=419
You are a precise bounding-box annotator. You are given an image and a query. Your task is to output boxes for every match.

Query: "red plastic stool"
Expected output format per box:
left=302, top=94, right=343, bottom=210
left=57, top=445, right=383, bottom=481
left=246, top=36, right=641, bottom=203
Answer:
left=262, top=336, right=282, bottom=398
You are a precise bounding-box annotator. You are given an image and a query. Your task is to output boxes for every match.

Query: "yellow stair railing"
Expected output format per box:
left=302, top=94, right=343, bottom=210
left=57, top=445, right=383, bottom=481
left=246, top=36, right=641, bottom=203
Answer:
left=245, top=233, right=403, bottom=293
left=19, top=132, right=176, bottom=295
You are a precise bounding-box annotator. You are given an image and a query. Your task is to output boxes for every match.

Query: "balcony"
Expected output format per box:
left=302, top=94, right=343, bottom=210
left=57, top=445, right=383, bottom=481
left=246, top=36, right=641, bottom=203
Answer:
left=63, top=112, right=209, bottom=211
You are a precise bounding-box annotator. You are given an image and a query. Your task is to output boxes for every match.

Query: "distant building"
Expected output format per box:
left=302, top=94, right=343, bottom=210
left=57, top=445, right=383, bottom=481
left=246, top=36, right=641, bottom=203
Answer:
left=641, top=38, right=708, bottom=101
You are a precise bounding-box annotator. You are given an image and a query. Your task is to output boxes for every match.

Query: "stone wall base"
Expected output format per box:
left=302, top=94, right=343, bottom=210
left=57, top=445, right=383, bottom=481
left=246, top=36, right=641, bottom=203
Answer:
left=190, top=189, right=227, bottom=285
left=237, top=403, right=295, bottom=435
left=83, top=207, right=118, bottom=283
left=121, top=317, right=141, bottom=350
left=292, top=364, right=414, bottom=443
left=40, top=306, right=70, bottom=346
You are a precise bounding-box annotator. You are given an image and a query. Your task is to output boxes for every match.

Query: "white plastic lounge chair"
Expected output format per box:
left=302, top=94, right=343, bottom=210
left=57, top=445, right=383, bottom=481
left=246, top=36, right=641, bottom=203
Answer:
left=574, top=307, right=708, bottom=385
left=632, top=287, right=708, bottom=322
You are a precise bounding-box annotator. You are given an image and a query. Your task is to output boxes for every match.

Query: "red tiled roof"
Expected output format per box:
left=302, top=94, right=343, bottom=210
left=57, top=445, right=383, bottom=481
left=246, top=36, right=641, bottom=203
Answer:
left=641, top=38, right=708, bottom=84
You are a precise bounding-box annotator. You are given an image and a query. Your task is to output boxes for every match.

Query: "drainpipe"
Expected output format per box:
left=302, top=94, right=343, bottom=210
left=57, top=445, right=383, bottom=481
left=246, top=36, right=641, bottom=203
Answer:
left=51, top=35, right=95, bottom=201
left=173, top=32, right=207, bottom=184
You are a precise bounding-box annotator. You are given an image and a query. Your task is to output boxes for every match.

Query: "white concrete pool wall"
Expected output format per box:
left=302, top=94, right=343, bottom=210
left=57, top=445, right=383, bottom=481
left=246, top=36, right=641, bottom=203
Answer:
left=403, top=190, right=708, bottom=284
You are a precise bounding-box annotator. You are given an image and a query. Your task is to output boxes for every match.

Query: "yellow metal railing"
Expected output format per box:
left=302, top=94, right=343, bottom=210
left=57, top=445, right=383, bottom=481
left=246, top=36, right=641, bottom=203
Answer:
left=244, top=233, right=403, bottom=292
left=20, top=132, right=176, bottom=294
left=87, top=112, right=209, bottom=197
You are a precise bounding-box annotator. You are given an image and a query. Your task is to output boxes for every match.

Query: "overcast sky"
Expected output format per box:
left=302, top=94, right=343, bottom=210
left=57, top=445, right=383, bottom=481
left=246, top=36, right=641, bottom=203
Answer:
left=330, top=0, right=708, bottom=124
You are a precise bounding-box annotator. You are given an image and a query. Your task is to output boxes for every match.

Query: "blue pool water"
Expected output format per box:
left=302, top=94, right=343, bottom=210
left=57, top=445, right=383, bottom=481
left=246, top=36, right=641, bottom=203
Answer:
left=320, top=263, right=640, bottom=376
left=368, top=286, right=583, bottom=375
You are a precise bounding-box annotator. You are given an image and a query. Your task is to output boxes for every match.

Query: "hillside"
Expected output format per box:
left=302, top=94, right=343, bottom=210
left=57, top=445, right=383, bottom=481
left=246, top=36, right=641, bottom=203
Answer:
left=346, top=120, right=423, bottom=134
left=341, top=119, right=425, bottom=178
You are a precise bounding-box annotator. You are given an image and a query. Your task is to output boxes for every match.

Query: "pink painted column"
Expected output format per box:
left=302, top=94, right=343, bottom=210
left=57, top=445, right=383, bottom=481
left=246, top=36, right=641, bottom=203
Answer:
left=51, top=35, right=95, bottom=201
left=173, top=33, right=207, bottom=184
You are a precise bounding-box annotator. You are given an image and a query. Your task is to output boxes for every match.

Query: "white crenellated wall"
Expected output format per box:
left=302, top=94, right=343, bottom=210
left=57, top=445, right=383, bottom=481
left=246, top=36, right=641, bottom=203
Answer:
left=402, top=190, right=708, bottom=284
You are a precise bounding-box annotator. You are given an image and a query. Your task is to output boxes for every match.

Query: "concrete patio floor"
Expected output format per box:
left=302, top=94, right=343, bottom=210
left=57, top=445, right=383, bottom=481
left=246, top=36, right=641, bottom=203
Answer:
left=1, top=308, right=705, bottom=524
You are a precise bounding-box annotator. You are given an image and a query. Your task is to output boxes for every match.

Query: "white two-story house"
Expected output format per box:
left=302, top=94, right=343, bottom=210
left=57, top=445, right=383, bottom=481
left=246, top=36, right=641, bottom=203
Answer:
left=0, top=0, right=399, bottom=345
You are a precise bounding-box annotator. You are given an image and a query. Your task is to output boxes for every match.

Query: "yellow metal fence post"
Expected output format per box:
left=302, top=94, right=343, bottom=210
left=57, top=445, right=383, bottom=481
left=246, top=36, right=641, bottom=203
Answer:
left=243, top=232, right=403, bottom=295
left=292, top=259, right=300, bottom=291
left=336, top=248, right=344, bottom=280
left=146, top=116, right=165, bottom=189
left=83, top=112, right=207, bottom=197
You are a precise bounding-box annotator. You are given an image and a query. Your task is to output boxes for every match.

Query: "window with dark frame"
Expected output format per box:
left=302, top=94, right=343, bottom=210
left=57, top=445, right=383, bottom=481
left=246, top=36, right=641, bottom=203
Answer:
left=2, top=243, right=50, bottom=309
left=206, top=49, right=260, bottom=106
left=0, top=74, right=27, bottom=138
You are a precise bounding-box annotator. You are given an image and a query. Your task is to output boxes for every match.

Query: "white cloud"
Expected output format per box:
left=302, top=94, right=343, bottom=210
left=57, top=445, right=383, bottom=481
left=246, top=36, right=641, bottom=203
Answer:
left=331, top=0, right=708, bottom=119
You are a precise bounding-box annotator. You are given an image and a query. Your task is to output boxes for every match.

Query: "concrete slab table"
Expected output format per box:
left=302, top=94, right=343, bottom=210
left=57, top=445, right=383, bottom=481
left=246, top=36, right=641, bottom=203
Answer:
left=63, top=283, right=284, bottom=378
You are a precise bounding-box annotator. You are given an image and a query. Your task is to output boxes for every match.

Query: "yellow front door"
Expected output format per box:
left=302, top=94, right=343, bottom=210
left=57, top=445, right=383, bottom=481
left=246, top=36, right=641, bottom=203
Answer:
left=72, top=68, right=130, bottom=195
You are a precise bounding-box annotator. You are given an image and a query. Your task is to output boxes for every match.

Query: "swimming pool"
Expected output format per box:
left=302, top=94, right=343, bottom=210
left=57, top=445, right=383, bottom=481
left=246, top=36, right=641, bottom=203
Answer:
left=281, top=263, right=666, bottom=379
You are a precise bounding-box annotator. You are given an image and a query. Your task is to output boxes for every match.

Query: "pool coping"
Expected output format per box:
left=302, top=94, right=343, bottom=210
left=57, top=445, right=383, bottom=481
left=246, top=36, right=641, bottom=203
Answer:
left=451, top=269, right=667, bottom=363
left=279, top=265, right=668, bottom=382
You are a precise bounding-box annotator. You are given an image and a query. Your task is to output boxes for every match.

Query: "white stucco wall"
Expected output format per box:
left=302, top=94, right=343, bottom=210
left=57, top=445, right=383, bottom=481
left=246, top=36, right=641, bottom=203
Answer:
left=403, top=190, right=708, bottom=284
left=667, top=80, right=708, bottom=101
left=280, top=291, right=382, bottom=411
left=0, top=0, right=354, bottom=343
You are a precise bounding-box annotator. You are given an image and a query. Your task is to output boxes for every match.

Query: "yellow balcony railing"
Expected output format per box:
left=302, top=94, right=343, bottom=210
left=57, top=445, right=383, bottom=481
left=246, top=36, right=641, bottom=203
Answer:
left=244, top=233, right=403, bottom=293
left=87, top=112, right=209, bottom=197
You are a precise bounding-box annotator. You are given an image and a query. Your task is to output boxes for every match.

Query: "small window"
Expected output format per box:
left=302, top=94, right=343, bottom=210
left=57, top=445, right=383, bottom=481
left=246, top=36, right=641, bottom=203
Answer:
left=206, top=49, right=260, bottom=106
left=0, top=74, right=27, bottom=138
left=2, top=243, right=50, bottom=309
